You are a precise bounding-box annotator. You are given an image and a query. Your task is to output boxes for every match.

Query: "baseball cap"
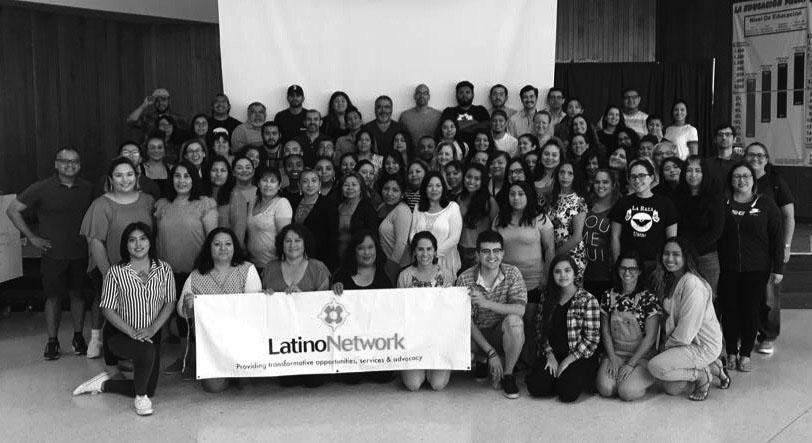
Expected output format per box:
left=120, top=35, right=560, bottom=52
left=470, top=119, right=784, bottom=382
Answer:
left=152, top=88, right=170, bottom=98
left=287, top=85, right=304, bottom=96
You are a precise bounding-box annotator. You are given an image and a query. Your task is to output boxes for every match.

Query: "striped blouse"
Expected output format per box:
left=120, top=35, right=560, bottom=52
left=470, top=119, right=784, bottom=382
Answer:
left=100, top=260, right=177, bottom=330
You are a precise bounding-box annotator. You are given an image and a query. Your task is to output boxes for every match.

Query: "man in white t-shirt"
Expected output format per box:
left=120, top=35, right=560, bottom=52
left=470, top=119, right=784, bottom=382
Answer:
left=620, top=88, right=649, bottom=137
left=491, top=110, right=518, bottom=157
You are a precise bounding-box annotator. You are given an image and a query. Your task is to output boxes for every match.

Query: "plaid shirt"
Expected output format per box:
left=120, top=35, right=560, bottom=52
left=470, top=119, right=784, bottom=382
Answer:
left=537, top=288, right=600, bottom=360
left=456, top=263, right=527, bottom=329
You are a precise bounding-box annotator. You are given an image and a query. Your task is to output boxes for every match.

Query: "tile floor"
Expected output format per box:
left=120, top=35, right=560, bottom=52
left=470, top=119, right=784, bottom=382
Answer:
left=1, top=310, right=811, bottom=442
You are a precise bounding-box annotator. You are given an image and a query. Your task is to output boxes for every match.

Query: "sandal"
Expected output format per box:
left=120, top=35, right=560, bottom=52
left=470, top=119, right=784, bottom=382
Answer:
left=711, top=359, right=731, bottom=389
left=689, top=366, right=711, bottom=401
left=725, top=354, right=738, bottom=371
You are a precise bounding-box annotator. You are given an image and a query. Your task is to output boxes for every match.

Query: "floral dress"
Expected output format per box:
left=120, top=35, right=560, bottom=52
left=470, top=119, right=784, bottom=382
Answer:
left=547, top=192, right=587, bottom=285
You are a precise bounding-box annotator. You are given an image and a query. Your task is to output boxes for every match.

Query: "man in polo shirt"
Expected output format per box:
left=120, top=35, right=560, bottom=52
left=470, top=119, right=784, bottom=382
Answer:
left=456, top=230, right=526, bottom=399
left=508, top=85, right=539, bottom=137
left=7, top=148, right=93, bottom=360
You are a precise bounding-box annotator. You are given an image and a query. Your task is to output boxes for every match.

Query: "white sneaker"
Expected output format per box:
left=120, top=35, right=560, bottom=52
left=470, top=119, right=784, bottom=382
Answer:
left=134, top=395, right=153, bottom=416
left=86, top=337, right=103, bottom=359
left=756, top=340, right=775, bottom=355
left=72, top=372, right=110, bottom=396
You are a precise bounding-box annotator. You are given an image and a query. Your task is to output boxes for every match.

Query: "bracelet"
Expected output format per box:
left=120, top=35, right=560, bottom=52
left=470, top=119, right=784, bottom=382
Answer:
left=487, top=349, right=498, bottom=359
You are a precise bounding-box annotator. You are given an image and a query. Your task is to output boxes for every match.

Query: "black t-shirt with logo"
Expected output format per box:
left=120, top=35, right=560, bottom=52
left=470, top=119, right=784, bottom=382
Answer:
left=609, top=193, right=678, bottom=262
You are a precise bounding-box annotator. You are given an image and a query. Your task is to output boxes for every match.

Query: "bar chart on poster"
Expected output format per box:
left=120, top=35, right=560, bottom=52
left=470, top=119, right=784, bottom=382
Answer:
left=732, top=0, right=812, bottom=166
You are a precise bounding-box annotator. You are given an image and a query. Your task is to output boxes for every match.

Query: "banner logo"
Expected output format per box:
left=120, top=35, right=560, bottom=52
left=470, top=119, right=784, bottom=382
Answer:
left=319, top=299, right=349, bottom=331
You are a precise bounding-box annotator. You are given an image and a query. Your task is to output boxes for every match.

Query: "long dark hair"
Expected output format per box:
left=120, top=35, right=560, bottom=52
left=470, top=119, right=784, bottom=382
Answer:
left=651, top=236, right=705, bottom=300
left=193, top=227, right=248, bottom=275
left=587, top=168, right=621, bottom=207
left=334, top=230, right=385, bottom=278
left=460, top=163, right=492, bottom=229
left=549, top=160, right=586, bottom=205
left=538, top=254, right=580, bottom=349
left=118, top=222, right=157, bottom=265
left=201, top=155, right=236, bottom=206
left=496, top=181, right=540, bottom=228
left=165, top=160, right=203, bottom=201
left=325, top=91, right=355, bottom=129
left=417, top=171, right=450, bottom=212
left=677, top=155, right=714, bottom=197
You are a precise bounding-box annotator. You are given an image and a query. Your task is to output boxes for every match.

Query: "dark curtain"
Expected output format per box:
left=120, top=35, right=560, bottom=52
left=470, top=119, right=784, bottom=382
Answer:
left=553, top=61, right=715, bottom=156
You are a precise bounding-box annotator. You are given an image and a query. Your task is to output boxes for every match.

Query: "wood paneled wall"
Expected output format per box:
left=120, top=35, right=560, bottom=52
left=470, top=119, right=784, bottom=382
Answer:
left=556, top=0, right=656, bottom=62
left=0, top=4, right=222, bottom=193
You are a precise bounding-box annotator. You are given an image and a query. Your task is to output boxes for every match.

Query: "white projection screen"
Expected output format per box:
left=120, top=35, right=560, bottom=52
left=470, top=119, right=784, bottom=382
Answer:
left=218, top=0, right=557, bottom=121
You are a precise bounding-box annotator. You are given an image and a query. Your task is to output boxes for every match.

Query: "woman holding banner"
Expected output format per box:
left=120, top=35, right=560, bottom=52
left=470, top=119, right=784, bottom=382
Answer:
left=332, top=230, right=394, bottom=384
left=397, top=231, right=454, bottom=391
left=177, top=227, right=262, bottom=393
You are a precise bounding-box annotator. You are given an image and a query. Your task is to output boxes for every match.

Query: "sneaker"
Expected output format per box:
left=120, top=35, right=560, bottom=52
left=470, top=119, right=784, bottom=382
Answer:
left=134, top=395, right=153, bottom=416
left=72, top=372, right=110, bottom=396
left=86, top=336, right=102, bottom=359
left=501, top=374, right=520, bottom=399
left=473, top=362, right=488, bottom=382
left=163, top=358, right=184, bottom=374
left=44, top=339, right=60, bottom=360
left=72, top=335, right=87, bottom=355
left=738, top=356, right=752, bottom=372
left=756, top=340, right=775, bottom=355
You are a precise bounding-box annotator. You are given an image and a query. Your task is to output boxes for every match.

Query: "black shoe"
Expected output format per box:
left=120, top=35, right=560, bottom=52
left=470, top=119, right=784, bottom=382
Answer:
left=72, top=334, right=87, bottom=355
left=473, top=362, right=488, bottom=382
left=502, top=374, right=520, bottom=399
left=44, top=340, right=61, bottom=360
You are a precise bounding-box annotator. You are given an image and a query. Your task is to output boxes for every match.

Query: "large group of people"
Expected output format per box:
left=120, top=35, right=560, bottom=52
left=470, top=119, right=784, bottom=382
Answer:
left=8, top=81, right=794, bottom=416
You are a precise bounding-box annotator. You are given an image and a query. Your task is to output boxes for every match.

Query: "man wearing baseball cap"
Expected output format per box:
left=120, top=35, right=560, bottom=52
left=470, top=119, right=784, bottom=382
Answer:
left=273, top=85, right=309, bottom=143
left=126, top=88, right=187, bottom=136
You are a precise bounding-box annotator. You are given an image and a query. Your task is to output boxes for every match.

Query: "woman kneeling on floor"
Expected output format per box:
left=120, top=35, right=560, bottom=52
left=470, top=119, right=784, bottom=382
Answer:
left=73, top=222, right=176, bottom=416
left=397, top=231, right=455, bottom=391
left=177, top=227, right=262, bottom=393
left=595, top=250, right=661, bottom=401
left=526, top=254, right=600, bottom=402
left=647, top=237, right=730, bottom=401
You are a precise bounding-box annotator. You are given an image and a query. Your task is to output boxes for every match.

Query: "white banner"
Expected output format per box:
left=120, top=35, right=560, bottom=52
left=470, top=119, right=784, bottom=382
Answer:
left=218, top=0, right=557, bottom=120
left=194, top=287, right=472, bottom=379
left=732, top=0, right=812, bottom=166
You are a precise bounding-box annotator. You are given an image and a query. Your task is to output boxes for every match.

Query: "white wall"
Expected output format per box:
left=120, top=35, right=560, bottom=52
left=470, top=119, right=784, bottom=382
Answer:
left=16, top=0, right=218, bottom=23
left=218, top=0, right=558, bottom=120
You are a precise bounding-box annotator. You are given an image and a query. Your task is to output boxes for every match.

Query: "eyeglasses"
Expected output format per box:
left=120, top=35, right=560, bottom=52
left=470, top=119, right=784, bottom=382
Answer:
left=56, top=159, right=80, bottom=165
left=629, top=173, right=650, bottom=181
left=619, top=266, right=639, bottom=274
left=509, top=169, right=524, bottom=175
left=478, top=248, right=504, bottom=255
left=732, top=174, right=752, bottom=180
left=746, top=153, right=768, bottom=160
